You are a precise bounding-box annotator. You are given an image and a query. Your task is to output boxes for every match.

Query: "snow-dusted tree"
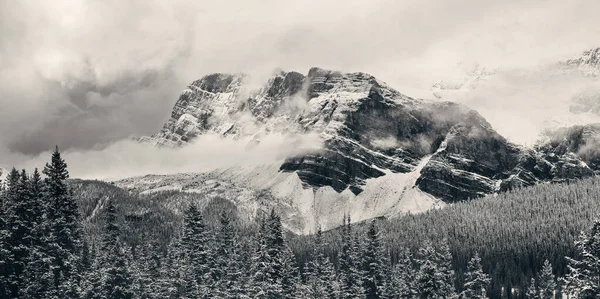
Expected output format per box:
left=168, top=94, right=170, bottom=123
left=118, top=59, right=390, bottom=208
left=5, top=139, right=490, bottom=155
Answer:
left=43, top=147, right=83, bottom=297
left=307, top=226, right=339, bottom=299
left=179, top=203, right=213, bottom=298
left=93, top=199, right=134, bottom=299
left=21, top=169, right=55, bottom=299
left=1, top=168, right=27, bottom=297
left=214, top=211, right=246, bottom=298
left=538, top=260, right=556, bottom=299
left=566, top=216, right=600, bottom=299
left=339, top=215, right=364, bottom=299
left=362, top=219, right=390, bottom=299
left=415, top=240, right=456, bottom=299
left=249, top=218, right=280, bottom=298
left=0, top=170, right=12, bottom=298
left=132, top=238, right=169, bottom=299
left=389, top=247, right=414, bottom=299
left=460, top=253, right=490, bottom=299
left=525, top=278, right=539, bottom=299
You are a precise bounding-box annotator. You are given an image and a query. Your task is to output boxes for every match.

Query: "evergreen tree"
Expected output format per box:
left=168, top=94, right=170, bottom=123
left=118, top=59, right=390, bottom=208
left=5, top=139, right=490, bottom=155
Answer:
left=389, top=247, right=414, bottom=299
left=89, top=199, right=133, bottom=299
left=362, top=220, right=389, bottom=299
left=134, top=239, right=170, bottom=299
left=2, top=168, right=21, bottom=297
left=214, top=211, right=245, bottom=298
left=280, top=243, right=301, bottom=298
left=525, top=278, right=539, bottom=299
left=566, top=217, right=600, bottom=299
left=537, top=260, right=555, bottom=299
left=340, top=215, right=364, bottom=299
left=43, top=147, right=83, bottom=297
left=415, top=240, right=456, bottom=299
left=179, top=203, right=213, bottom=298
left=461, top=253, right=491, bottom=299
left=249, top=218, right=278, bottom=298
left=0, top=170, right=12, bottom=298
left=21, top=169, right=55, bottom=299
left=307, top=226, right=339, bottom=299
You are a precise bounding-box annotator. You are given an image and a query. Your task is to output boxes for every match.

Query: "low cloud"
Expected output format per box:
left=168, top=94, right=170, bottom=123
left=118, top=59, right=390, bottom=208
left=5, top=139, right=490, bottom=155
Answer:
left=4, top=133, right=323, bottom=181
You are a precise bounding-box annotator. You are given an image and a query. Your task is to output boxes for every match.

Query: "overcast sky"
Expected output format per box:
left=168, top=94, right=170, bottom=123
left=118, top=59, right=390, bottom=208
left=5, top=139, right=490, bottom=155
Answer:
left=1, top=0, right=600, bottom=176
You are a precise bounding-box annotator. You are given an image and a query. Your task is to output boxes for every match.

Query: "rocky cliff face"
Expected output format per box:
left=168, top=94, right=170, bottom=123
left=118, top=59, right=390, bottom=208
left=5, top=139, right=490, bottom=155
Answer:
left=138, top=67, right=599, bottom=222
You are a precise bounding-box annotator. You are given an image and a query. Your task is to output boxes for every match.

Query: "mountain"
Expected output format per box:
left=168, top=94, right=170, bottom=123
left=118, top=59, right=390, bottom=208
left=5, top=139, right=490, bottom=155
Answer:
left=131, top=67, right=599, bottom=233
left=564, top=47, right=600, bottom=77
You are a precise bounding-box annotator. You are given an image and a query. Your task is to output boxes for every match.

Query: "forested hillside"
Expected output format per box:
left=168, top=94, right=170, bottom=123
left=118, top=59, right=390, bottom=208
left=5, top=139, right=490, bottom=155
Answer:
left=3, top=149, right=600, bottom=298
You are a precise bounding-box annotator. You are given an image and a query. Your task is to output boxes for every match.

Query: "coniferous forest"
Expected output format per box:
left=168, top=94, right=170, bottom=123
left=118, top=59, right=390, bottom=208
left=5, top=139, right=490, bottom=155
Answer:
left=4, top=149, right=600, bottom=298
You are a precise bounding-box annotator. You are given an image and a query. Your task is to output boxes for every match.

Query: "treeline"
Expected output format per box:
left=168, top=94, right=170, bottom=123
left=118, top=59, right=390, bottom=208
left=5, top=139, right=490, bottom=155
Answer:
left=287, top=178, right=600, bottom=298
left=3, top=148, right=600, bottom=298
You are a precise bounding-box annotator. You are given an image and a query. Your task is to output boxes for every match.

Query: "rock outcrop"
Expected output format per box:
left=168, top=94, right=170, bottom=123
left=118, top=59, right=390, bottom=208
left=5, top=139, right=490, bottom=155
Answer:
left=140, top=67, right=599, bottom=205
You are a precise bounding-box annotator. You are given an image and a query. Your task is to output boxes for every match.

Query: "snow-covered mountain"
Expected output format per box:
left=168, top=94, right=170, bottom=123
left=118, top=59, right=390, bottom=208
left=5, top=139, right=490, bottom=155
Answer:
left=126, top=66, right=600, bottom=232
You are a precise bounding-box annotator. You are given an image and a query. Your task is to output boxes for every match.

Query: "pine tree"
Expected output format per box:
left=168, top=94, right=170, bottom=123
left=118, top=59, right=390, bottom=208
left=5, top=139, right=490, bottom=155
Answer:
left=2, top=168, right=21, bottom=297
left=133, top=238, right=169, bottom=299
left=179, top=203, right=213, bottom=298
left=566, top=216, right=600, bottom=299
left=389, top=247, right=414, bottom=299
left=537, top=260, right=555, bottom=299
left=43, top=147, right=83, bottom=297
left=307, top=226, right=339, bottom=299
left=340, top=215, right=364, bottom=299
left=21, top=169, right=55, bottom=299
left=437, top=239, right=457, bottom=297
left=90, top=199, right=134, bottom=299
left=415, top=240, right=456, bottom=299
left=280, top=243, right=301, bottom=298
left=525, top=278, right=539, bottom=299
left=249, top=218, right=277, bottom=298
left=461, top=253, right=491, bottom=299
left=362, top=220, right=390, bottom=299
left=0, top=171, right=11, bottom=298
left=214, top=211, right=245, bottom=298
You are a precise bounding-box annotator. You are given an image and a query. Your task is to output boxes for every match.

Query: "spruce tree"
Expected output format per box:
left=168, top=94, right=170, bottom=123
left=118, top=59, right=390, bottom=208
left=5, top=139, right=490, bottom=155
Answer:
left=362, top=220, right=389, bottom=299
left=0, top=171, right=11, bottom=298
left=21, top=169, right=55, bottom=299
left=340, top=215, right=364, bottom=299
left=566, top=217, right=600, bottom=299
left=537, top=260, right=555, bottom=299
left=307, top=226, right=339, bottom=299
left=415, top=240, right=456, bottom=299
left=86, top=198, right=133, bottom=299
left=390, top=247, right=414, bottom=299
left=525, top=278, right=539, bottom=299
left=179, top=203, right=213, bottom=298
left=249, top=218, right=277, bottom=298
left=214, top=211, right=245, bottom=298
left=2, top=168, right=23, bottom=297
left=461, top=253, right=491, bottom=299
left=43, top=147, right=83, bottom=297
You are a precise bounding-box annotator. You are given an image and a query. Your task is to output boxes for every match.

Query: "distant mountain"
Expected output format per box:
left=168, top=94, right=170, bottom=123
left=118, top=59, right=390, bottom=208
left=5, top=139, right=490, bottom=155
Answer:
left=564, top=47, right=600, bottom=77
left=130, top=67, right=600, bottom=233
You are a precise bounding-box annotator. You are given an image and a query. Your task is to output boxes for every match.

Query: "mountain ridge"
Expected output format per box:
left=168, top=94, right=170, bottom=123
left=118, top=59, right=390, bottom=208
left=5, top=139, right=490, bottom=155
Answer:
left=129, top=66, right=600, bottom=232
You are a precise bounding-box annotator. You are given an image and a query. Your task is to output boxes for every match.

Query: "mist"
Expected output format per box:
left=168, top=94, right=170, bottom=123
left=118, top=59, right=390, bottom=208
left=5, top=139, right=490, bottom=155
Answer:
left=1, top=0, right=600, bottom=177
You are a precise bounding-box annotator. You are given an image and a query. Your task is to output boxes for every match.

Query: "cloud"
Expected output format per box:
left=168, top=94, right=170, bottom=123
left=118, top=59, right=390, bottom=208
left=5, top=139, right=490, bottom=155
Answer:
left=1, top=0, right=600, bottom=174
left=7, top=133, right=323, bottom=181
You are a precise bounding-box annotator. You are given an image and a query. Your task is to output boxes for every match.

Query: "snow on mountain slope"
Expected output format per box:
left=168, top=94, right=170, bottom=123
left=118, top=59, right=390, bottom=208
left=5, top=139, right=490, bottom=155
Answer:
left=129, top=65, right=600, bottom=232
left=115, top=154, right=444, bottom=234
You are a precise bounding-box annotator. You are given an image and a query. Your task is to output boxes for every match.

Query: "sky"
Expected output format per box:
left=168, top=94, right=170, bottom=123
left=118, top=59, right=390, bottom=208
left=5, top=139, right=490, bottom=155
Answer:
left=1, top=0, right=600, bottom=178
